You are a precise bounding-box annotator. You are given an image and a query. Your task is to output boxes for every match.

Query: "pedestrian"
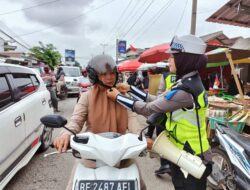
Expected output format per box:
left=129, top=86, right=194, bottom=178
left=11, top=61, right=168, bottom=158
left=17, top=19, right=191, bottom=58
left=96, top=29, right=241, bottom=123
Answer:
left=135, top=70, right=144, bottom=89
left=41, top=65, right=60, bottom=112
left=153, top=67, right=176, bottom=176
left=107, top=34, right=212, bottom=190
left=145, top=66, right=176, bottom=175
left=53, top=54, right=147, bottom=190
left=142, top=71, right=149, bottom=91
left=127, top=72, right=137, bottom=85
left=55, top=66, right=66, bottom=95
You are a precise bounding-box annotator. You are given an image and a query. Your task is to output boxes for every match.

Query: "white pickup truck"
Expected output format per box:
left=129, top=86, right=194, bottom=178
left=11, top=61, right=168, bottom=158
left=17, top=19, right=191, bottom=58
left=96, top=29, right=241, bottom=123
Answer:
left=61, top=66, right=81, bottom=95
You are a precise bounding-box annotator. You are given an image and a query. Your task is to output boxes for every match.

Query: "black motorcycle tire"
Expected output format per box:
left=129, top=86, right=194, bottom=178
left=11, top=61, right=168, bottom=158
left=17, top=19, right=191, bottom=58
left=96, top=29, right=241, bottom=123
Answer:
left=207, top=146, right=236, bottom=190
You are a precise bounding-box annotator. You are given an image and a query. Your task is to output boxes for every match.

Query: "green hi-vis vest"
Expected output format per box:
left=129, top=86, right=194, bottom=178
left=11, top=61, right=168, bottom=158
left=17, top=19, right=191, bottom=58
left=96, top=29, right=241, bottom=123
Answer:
left=163, top=72, right=176, bottom=90
left=165, top=73, right=209, bottom=155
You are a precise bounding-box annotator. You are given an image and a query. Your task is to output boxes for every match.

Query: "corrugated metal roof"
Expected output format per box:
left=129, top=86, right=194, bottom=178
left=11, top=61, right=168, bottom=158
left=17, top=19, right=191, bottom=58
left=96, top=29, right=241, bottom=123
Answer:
left=206, top=0, right=250, bottom=28
left=231, top=37, right=250, bottom=49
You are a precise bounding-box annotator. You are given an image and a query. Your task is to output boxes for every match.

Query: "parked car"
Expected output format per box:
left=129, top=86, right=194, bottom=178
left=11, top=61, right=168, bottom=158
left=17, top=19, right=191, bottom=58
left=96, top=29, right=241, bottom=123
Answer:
left=61, top=66, right=81, bottom=95
left=29, top=66, right=44, bottom=75
left=0, top=63, right=54, bottom=189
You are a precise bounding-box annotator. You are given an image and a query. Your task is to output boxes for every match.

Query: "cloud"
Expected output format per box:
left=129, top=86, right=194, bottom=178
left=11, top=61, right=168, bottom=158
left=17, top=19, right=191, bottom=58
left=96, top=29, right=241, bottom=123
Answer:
left=86, top=21, right=103, bottom=33
left=1, top=0, right=249, bottom=60
left=21, top=0, right=94, bottom=35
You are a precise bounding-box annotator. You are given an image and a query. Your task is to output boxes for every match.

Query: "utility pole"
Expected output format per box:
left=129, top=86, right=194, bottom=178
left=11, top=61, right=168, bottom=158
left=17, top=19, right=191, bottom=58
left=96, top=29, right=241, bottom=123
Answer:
left=116, top=39, right=119, bottom=64
left=100, top=43, right=108, bottom=54
left=190, top=0, right=197, bottom=35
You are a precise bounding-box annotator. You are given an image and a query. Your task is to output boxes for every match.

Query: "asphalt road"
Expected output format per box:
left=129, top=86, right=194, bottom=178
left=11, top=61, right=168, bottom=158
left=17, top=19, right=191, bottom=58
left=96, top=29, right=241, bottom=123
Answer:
left=4, top=97, right=174, bottom=190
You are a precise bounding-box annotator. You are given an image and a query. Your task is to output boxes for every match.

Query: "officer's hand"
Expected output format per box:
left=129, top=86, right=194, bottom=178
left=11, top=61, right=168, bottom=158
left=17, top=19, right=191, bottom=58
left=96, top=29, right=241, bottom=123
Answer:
left=53, top=133, right=70, bottom=153
left=146, top=138, right=154, bottom=150
left=116, top=83, right=130, bottom=93
left=106, top=88, right=120, bottom=101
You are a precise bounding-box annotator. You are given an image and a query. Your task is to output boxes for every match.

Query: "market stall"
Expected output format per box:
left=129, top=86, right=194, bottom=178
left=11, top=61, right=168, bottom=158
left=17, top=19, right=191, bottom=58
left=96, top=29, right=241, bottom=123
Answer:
left=206, top=48, right=250, bottom=136
left=138, top=43, right=170, bottom=63
left=117, top=59, right=142, bottom=72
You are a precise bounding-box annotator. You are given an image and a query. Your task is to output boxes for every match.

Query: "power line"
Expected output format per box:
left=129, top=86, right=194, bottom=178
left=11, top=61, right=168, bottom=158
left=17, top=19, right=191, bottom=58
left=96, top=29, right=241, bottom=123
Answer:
left=14, top=0, right=117, bottom=38
left=121, top=0, right=156, bottom=38
left=0, top=0, right=61, bottom=16
left=131, top=0, right=175, bottom=43
left=173, top=0, right=189, bottom=35
left=0, top=23, right=32, bottom=49
left=105, top=0, right=155, bottom=54
left=117, top=0, right=149, bottom=37
left=0, top=28, right=30, bottom=50
left=107, top=0, right=173, bottom=54
left=104, top=0, right=143, bottom=46
left=102, top=0, right=133, bottom=44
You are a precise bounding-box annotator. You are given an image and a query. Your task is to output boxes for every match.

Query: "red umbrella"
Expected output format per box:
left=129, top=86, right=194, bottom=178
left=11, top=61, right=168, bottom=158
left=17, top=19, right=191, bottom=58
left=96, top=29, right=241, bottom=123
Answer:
left=117, top=59, right=142, bottom=72
left=138, top=43, right=170, bottom=63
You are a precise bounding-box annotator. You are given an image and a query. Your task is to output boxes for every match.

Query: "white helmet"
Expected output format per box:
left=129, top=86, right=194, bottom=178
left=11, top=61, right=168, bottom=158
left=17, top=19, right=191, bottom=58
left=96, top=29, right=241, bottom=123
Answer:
left=167, top=35, right=206, bottom=55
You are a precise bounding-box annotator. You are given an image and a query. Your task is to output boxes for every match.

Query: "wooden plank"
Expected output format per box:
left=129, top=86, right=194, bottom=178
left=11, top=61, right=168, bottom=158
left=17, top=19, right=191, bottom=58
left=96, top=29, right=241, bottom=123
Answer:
left=225, top=49, right=248, bottom=110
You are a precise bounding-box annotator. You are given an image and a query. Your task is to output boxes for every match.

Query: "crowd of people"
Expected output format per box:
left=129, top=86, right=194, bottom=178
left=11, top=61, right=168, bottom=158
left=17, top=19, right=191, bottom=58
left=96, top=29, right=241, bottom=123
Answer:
left=51, top=34, right=216, bottom=190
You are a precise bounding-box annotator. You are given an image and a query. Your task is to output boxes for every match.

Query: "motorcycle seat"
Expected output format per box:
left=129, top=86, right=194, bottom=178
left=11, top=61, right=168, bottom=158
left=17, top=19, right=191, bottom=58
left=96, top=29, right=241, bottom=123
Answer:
left=220, top=126, right=250, bottom=157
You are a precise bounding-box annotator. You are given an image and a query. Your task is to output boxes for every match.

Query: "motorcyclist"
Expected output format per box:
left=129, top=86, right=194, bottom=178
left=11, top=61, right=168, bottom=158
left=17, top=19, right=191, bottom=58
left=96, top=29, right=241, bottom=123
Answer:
left=53, top=54, right=146, bottom=190
left=81, top=68, right=88, bottom=77
left=41, top=65, right=59, bottom=112
left=55, top=66, right=65, bottom=95
left=107, top=35, right=212, bottom=190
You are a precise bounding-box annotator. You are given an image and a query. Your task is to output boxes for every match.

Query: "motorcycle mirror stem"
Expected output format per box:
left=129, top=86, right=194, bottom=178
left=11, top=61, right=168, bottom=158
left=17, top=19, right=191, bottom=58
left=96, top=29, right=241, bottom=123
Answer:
left=41, top=115, right=89, bottom=143
left=138, top=126, right=149, bottom=141
left=62, top=126, right=77, bottom=138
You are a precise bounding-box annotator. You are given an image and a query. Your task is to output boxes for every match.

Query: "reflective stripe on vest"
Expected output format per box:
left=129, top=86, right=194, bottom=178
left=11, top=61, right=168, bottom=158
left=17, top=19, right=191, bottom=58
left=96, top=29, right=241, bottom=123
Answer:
left=165, top=91, right=209, bottom=155
left=164, top=74, right=176, bottom=90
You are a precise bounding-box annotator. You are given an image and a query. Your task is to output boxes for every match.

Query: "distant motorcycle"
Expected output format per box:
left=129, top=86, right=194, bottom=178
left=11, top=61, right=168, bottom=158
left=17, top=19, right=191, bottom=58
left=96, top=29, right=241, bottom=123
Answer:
left=77, top=83, right=92, bottom=102
left=207, top=123, right=250, bottom=190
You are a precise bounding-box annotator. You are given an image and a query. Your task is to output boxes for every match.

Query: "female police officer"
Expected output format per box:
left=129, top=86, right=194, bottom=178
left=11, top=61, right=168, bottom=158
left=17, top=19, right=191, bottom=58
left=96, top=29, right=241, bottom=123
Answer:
left=107, top=35, right=212, bottom=190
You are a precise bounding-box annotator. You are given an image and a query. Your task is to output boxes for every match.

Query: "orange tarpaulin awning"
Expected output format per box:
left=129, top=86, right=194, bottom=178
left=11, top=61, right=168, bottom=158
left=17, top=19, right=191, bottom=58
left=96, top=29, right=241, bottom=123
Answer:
left=138, top=43, right=170, bottom=63
left=117, top=59, right=142, bottom=72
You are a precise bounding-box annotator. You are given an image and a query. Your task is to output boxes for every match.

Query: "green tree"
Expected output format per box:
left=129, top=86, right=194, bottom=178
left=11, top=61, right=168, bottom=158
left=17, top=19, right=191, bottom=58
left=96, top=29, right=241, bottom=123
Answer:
left=30, top=42, right=62, bottom=68
left=73, top=60, right=82, bottom=69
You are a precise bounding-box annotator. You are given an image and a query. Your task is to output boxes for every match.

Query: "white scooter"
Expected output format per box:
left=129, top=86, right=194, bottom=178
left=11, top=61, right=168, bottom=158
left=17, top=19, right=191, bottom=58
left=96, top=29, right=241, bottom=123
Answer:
left=41, top=115, right=147, bottom=190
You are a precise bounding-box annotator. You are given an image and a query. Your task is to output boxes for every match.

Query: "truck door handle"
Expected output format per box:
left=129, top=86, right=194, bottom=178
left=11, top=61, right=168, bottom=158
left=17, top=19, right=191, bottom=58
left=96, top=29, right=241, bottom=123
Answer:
left=14, top=116, right=22, bottom=127
left=42, top=98, right=46, bottom=105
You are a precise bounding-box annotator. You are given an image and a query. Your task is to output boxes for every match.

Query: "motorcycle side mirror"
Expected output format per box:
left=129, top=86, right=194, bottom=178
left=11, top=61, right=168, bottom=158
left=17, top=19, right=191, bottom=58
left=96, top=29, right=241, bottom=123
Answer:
left=40, top=115, right=88, bottom=144
left=146, top=113, right=167, bottom=126
left=40, top=115, right=76, bottom=136
left=40, top=115, right=67, bottom=128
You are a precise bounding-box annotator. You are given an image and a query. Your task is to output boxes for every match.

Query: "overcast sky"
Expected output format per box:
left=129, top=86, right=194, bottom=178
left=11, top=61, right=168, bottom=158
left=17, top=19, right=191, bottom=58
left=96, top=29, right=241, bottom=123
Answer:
left=0, top=0, right=249, bottom=66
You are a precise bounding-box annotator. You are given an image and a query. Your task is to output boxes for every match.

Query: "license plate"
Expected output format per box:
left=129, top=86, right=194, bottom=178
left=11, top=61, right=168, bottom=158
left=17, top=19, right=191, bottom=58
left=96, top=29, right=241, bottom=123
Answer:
left=77, top=180, right=136, bottom=190
left=72, top=81, right=78, bottom=85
